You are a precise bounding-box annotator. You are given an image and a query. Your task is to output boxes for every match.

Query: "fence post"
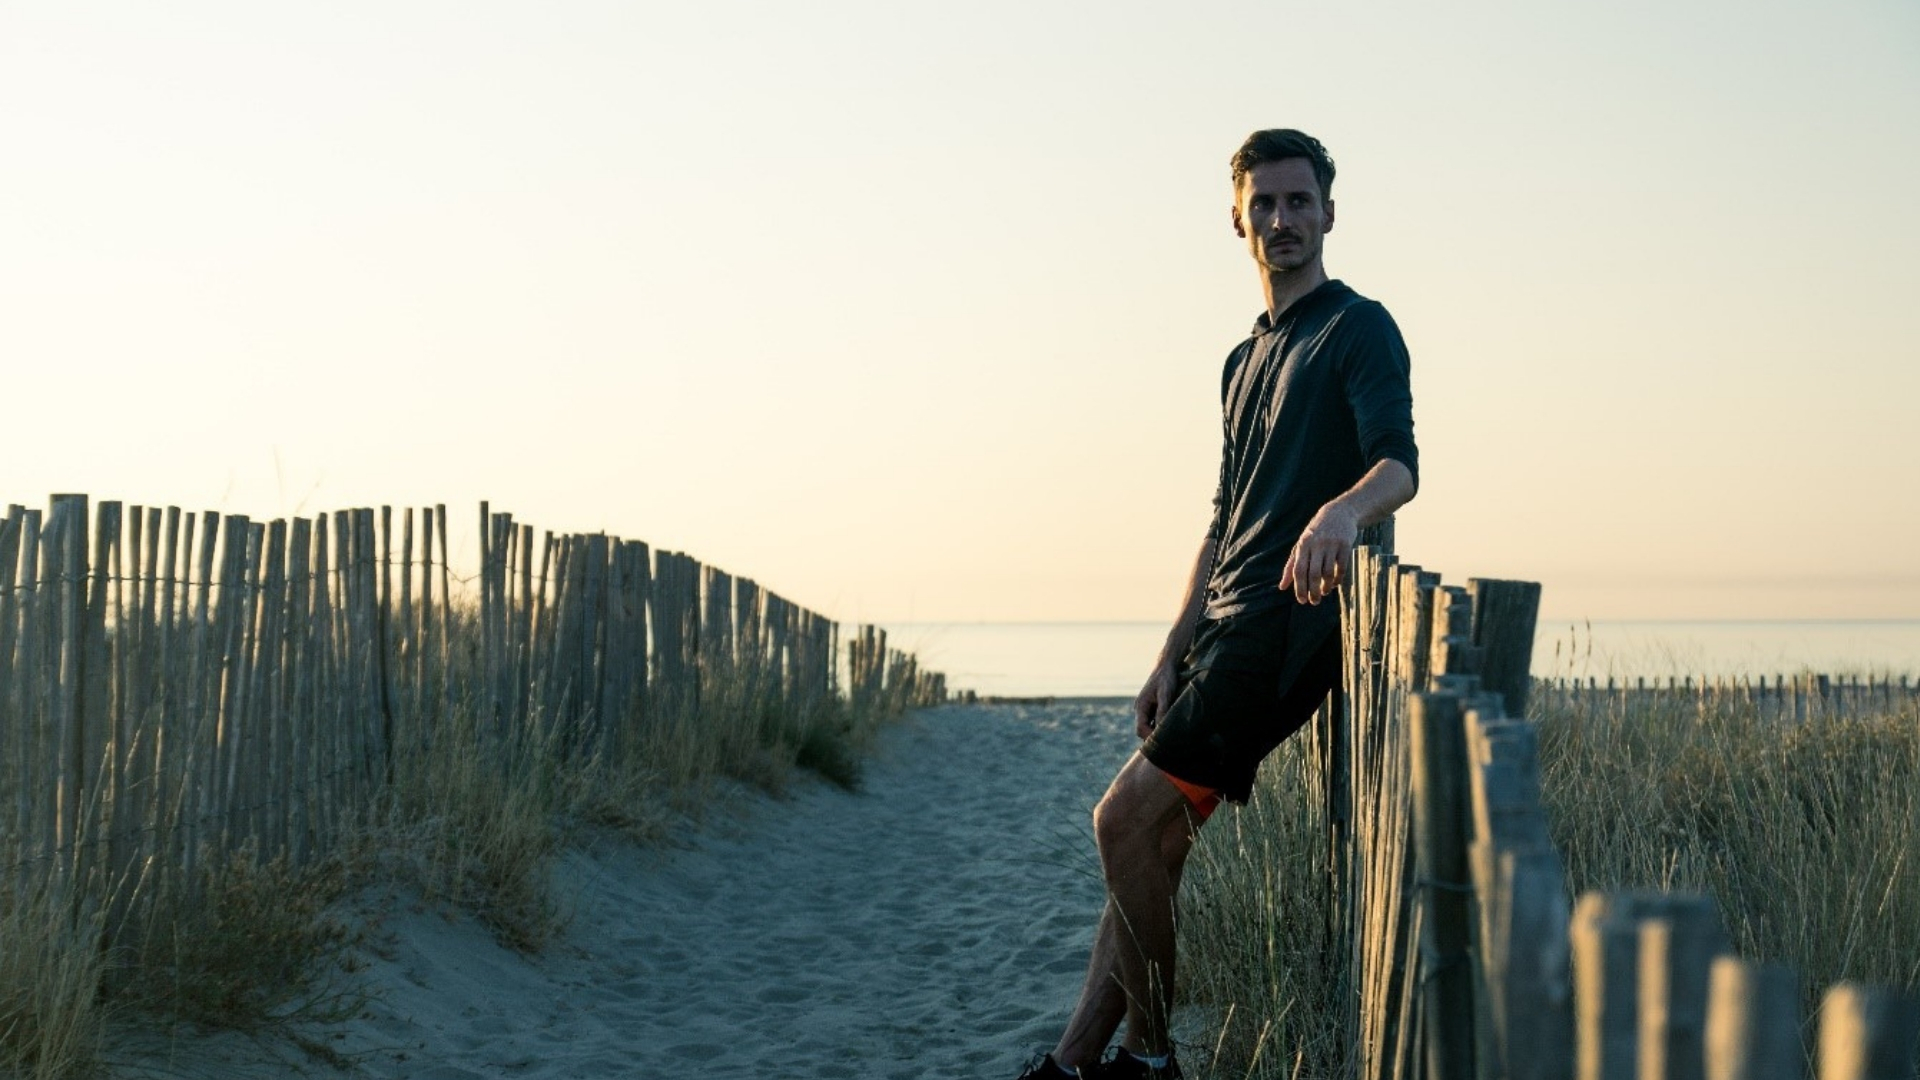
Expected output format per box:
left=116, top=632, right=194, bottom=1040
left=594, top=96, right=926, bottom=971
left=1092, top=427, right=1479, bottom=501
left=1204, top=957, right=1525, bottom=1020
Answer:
left=47, top=495, right=85, bottom=882
left=1466, top=705, right=1570, bottom=1080
left=1573, top=892, right=1643, bottom=1080
left=1466, top=578, right=1541, bottom=719
left=1705, top=958, right=1804, bottom=1080
left=1413, top=689, right=1475, bottom=1080
left=1637, top=897, right=1728, bottom=1080
left=1818, top=984, right=1920, bottom=1080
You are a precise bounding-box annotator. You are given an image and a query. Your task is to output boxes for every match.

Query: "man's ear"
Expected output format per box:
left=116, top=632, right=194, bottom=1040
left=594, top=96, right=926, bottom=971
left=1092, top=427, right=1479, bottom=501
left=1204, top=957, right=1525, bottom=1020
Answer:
left=1323, top=198, right=1335, bottom=234
left=1231, top=204, right=1246, bottom=238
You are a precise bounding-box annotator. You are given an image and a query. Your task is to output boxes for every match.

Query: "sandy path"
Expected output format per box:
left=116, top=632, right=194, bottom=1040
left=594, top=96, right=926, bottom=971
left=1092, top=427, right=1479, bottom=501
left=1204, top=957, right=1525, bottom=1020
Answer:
left=222, top=701, right=1148, bottom=1079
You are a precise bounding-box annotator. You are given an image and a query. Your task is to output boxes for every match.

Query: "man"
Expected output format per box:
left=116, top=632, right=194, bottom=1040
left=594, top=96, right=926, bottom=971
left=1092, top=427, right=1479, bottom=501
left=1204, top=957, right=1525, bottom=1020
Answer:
left=1016, top=129, right=1418, bottom=1080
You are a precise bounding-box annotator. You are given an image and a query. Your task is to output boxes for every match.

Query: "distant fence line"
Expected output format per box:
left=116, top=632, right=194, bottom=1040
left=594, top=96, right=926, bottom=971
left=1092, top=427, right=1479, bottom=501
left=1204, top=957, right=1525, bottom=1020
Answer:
left=1321, top=539, right=1919, bottom=1080
left=0, top=495, right=944, bottom=922
left=1536, top=672, right=1917, bottom=725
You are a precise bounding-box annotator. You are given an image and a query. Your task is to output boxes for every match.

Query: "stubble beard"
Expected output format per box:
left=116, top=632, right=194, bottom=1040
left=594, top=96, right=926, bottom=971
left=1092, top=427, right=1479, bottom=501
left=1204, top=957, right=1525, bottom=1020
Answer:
left=1261, top=246, right=1317, bottom=277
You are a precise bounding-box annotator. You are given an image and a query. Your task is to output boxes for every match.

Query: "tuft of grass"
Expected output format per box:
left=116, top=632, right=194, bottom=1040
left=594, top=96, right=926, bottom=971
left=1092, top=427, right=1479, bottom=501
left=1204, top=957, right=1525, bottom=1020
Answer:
left=662, top=659, right=890, bottom=797
left=374, top=700, right=584, bottom=954
left=112, top=847, right=360, bottom=1033
left=366, top=654, right=918, bottom=957
left=0, top=873, right=106, bottom=1080
left=1177, top=735, right=1352, bottom=1080
left=794, top=708, right=867, bottom=792
left=1537, top=688, right=1920, bottom=1003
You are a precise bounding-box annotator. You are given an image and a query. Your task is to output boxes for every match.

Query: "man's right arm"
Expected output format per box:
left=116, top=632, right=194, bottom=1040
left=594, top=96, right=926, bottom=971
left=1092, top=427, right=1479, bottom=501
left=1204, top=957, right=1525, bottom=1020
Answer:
left=1132, top=535, right=1215, bottom=739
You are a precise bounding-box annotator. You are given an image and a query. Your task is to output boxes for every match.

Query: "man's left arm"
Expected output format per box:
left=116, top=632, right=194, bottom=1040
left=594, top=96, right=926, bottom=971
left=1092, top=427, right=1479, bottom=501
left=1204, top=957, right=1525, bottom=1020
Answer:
left=1280, top=302, right=1419, bottom=606
left=1279, top=458, right=1416, bottom=605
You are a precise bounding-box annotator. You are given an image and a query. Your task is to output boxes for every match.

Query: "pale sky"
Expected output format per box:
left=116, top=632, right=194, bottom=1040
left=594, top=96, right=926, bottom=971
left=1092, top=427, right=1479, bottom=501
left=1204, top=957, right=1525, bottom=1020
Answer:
left=3, top=0, right=1916, bottom=624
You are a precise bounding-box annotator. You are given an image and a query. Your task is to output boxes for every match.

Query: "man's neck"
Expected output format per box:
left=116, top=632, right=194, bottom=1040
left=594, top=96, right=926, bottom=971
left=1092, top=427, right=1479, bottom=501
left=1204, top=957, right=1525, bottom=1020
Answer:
left=1261, top=265, right=1330, bottom=322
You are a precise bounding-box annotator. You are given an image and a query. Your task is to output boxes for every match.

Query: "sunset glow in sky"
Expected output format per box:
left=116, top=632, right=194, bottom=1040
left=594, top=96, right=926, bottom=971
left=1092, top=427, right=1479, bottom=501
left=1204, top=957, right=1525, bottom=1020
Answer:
left=3, top=1, right=1916, bottom=623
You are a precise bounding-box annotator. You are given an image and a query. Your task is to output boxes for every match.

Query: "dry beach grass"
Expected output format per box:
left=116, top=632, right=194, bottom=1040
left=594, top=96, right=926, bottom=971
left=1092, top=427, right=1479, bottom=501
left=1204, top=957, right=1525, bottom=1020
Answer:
left=1177, top=679, right=1919, bottom=1079
left=1539, top=686, right=1920, bottom=1005
left=5, top=662, right=1915, bottom=1078
left=0, top=604, right=910, bottom=1080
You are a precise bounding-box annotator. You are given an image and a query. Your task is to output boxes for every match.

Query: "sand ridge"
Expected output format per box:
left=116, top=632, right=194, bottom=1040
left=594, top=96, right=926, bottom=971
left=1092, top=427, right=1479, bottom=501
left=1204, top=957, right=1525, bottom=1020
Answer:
left=313, top=701, right=1146, bottom=1078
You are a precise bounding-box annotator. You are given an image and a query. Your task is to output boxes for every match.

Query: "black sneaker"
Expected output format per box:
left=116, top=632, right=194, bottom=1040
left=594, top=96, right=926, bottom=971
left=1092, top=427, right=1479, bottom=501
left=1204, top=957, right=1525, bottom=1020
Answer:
left=1015, top=1052, right=1080, bottom=1080
left=1080, top=1048, right=1183, bottom=1080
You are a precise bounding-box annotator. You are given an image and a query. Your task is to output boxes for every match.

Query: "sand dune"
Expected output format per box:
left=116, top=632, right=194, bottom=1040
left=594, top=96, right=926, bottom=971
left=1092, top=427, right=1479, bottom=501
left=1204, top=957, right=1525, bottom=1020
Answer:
left=133, top=701, right=1162, bottom=1078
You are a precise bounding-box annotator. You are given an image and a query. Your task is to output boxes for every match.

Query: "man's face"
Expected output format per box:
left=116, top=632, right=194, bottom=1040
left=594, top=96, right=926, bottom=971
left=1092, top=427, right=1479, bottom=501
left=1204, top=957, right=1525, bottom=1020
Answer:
left=1232, top=158, right=1335, bottom=275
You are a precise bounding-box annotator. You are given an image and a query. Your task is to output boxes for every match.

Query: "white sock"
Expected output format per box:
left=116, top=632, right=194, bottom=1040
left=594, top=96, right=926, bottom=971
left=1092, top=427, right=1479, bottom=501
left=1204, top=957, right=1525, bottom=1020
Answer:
left=1128, top=1049, right=1173, bottom=1069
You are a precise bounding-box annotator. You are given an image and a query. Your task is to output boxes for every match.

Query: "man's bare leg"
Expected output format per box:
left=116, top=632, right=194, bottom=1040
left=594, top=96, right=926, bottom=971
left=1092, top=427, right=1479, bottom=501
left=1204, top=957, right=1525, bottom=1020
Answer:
left=1050, top=754, right=1204, bottom=1069
left=1117, top=808, right=1199, bottom=1056
left=1050, top=901, right=1128, bottom=1068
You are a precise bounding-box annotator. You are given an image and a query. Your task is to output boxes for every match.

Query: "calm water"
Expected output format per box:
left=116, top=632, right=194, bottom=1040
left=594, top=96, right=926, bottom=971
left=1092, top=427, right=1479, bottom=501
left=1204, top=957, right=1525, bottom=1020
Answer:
left=881, top=620, right=1920, bottom=698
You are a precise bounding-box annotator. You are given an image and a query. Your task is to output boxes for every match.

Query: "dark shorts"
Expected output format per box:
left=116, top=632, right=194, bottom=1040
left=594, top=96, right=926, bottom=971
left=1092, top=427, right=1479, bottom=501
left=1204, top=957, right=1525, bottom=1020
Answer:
left=1139, top=604, right=1341, bottom=806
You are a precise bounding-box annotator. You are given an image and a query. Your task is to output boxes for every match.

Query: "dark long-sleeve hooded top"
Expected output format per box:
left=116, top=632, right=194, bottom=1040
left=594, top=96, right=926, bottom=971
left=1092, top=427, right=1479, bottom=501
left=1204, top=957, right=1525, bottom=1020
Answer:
left=1202, top=279, right=1418, bottom=622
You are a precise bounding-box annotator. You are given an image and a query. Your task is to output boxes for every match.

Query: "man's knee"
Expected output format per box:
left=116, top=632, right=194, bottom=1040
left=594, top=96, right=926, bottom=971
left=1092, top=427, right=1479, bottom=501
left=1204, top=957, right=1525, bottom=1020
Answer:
left=1093, top=757, right=1187, bottom=862
left=1091, top=789, right=1131, bottom=860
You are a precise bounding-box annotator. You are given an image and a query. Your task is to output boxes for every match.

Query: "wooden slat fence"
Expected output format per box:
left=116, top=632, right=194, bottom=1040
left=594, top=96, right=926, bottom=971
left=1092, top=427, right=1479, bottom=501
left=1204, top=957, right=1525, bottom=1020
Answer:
left=1323, top=542, right=1918, bottom=1080
left=1536, top=674, right=1917, bottom=725
left=0, top=495, right=945, bottom=951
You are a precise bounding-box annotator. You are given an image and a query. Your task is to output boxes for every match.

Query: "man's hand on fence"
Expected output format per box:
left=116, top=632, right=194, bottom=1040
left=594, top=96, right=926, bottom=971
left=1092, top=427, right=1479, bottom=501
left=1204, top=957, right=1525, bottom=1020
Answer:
left=1133, top=662, right=1178, bottom=740
left=1281, top=502, right=1359, bottom=606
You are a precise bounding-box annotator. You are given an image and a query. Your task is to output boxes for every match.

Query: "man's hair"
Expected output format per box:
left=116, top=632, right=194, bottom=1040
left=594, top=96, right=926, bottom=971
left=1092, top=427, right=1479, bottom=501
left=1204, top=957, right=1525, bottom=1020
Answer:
left=1230, top=129, right=1336, bottom=200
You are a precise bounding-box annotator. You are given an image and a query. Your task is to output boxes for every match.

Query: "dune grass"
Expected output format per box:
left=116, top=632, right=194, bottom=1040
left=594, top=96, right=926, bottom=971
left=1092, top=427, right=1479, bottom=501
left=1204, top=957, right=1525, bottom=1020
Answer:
left=365, top=663, right=897, bottom=957
left=1177, top=682, right=1919, bottom=1079
left=111, top=848, right=363, bottom=1036
left=1537, top=684, right=1920, bottom=1004
left=0, top=621, right=919, bottom=1079
left=0, top=875, right=107, bottom=1080
left=1176, top=735, right=1349, bottom=1080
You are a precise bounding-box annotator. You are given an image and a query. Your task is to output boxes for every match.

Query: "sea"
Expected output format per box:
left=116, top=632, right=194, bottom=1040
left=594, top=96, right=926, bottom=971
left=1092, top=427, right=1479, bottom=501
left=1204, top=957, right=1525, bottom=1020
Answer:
left=877, top=620, right=1920, bottom=699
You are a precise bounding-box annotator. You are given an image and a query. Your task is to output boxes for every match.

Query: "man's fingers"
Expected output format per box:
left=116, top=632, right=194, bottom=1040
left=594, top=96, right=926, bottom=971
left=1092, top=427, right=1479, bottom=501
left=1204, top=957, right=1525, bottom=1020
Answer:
left=1303, top=538, right=1344, bottom=605
left=1283, top=533, right=1357, bottom=605
left=1135, top=671, right=1175, bottom=739
left=1301, top=542, right=1326, bottom=603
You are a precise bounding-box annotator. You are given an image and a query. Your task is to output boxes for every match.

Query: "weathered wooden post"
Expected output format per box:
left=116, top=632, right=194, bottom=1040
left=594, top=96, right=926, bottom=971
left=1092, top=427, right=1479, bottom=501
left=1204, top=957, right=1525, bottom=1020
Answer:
left=1467, top=579, right=1541, bottom=718
left=1637, top=897, right=1728, bottom=1080
left=1573, top=892, right=1643, bottom=1080
left=1818, top=984, right=1919, bottom=1080
left=1705, top=958, right=1804, bottom=1080
left=1413, top=688, right=1476, bottom=1080
left=49, top=495, right=87, bottom=882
